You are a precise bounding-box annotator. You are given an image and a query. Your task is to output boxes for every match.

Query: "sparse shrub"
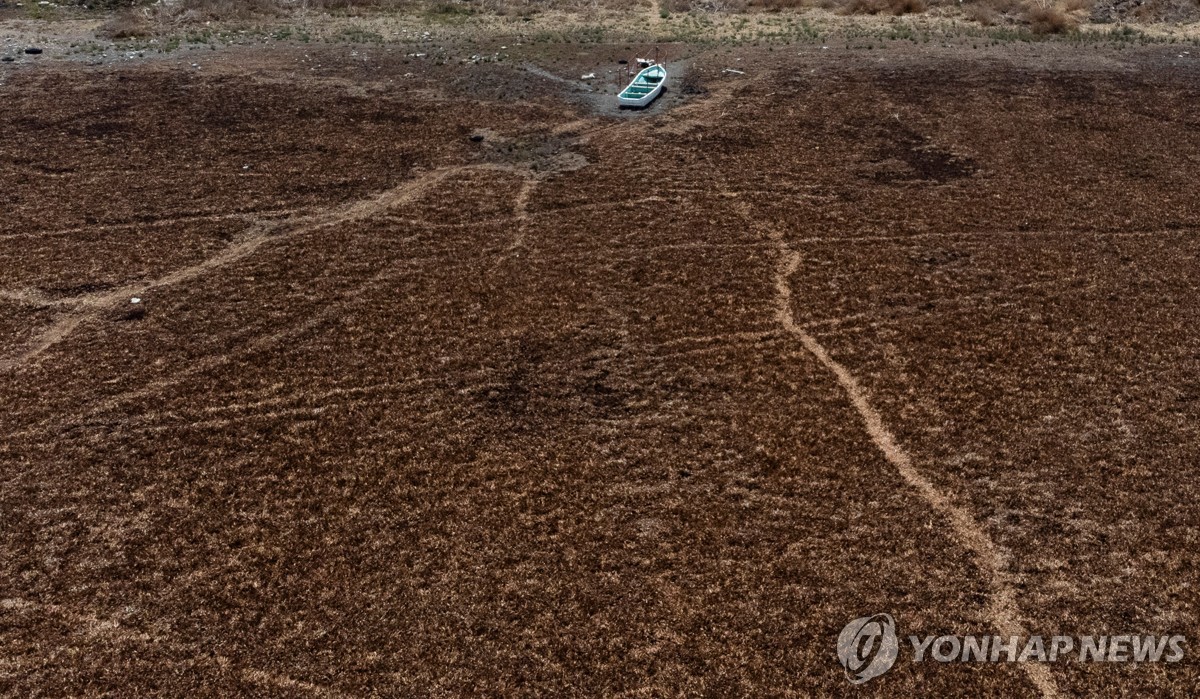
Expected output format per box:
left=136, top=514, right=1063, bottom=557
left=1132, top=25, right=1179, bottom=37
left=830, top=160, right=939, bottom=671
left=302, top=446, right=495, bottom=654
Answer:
left=340, top=24, right=386, bottom=41
left=839, top=0, right=880, bottom=13
left=963, top=1, right=1000, bottom=23
left=673, top=0, right=747, bottom=10
left=840, top=0, right=866, bottom=11
left=60, top=0, right=148, bottom=9
left=747, top=0, right=809, bottom=10
left=165, top=0, right=283, bottom=22
left=679, top=72, right=708, bottom=94
left=98, top=7, right=153, bottom=37
left=1131, top=0, right=1200, bottom=22
left=889, top=0, right=925, bottom=13
left=425, top=0, right=476, bottom=20
left=1023, top=0, right=1076, bottom=32
left=839, top=0, right=925, bottom=14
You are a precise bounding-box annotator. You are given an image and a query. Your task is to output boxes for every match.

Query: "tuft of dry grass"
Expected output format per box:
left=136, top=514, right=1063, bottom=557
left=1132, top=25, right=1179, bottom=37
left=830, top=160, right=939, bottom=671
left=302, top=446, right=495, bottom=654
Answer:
left=153, top=0, right=284, bottom=22
left=746, top=0, right=808, bottom=10
left=839, top=0, right=926, bottom=14
left=962, top=1, right=1000, bottom=23
left=889, top=0, right=927, bottom=13
left=1023, top=0, right=1077, bottom=32
left=960, top=0, right=1090, bottom=29
left=1131, top=0, right=1200, bottom=21
left=671, top=0, right=750, bottom=10
left=97, top=8, right=153, bottom=38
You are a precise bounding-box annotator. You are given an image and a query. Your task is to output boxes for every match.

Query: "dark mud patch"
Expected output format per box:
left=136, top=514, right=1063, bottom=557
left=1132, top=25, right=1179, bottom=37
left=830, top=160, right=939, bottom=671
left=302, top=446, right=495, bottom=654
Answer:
left=445, top=62, right=575, bottom=103
left=466, top=127, right=590, bottom=175
left=476, top=327, right=635, bottom=435
left=861, top=120, right=978, bottom=184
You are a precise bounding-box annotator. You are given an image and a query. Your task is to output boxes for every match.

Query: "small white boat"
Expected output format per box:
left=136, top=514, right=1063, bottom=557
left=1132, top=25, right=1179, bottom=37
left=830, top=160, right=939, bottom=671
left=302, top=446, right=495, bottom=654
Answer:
left=619, top=64, right=666, bottom=108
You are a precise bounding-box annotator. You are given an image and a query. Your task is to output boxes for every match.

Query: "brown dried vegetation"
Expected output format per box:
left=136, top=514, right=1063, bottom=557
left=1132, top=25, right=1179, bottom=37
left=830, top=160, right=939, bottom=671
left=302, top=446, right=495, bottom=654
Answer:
left=1023, top=0, right=1077, bottom=32
left=97, top=7, right=154, bottom=37
left=838, top=0, right=926, bottom=14
left=2, top=42, right=1200, bottom=699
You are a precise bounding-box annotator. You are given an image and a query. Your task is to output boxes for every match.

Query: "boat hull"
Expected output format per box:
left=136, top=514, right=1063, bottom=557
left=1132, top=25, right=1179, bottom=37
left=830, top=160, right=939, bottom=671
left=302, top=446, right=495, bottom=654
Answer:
left=619, top=65, right=667, bottom=108
left=618, top=83, right=664, bottom=108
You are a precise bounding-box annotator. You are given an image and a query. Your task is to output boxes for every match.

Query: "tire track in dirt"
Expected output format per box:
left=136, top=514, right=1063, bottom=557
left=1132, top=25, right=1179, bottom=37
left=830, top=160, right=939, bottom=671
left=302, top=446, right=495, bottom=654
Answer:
left=0, top=598, right=357, bottom=699
left=2, top=71, right=772, bottom=692
left=67, top=374, right=466, bottom=438
left=0, top=222, right=281, bottom=373
left=790, top=226, right=1196, bottom=246
left=697, top=72, right=1059, bottom=693
left=1, top=85, right=703, bottom=431
left=3, top=134, right=587, bottom=438
left=0, top=288, right=76, bottom=307
left=684, top=73, right=1059, bottom=693
left=491, top=175, right=538, bottom=271
left=0, top=165, right=493, bottom=374
left=4, top=252, right=434, bottom=443
left=765, top=220, right=1060, bottom=698
left=7, top=327, right=780, bottom=445
left=800, top=279, right=1077, bottom=332
left=0, top=207, right=312, bottom=241
left=382, top=194, right=666, bottom=231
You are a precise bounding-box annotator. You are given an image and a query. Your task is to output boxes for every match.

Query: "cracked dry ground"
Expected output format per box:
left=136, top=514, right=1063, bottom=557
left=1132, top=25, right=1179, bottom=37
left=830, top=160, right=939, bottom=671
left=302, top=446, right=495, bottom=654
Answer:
left=2, top=45, right=1199, bottom=697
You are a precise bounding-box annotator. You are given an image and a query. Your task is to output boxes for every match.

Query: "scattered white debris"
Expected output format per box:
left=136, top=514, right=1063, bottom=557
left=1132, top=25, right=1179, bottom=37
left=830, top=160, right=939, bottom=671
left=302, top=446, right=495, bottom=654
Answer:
left=636, top=58, right=653, bottom=67
left=130, top=297, right=141, bottom=304
left=723, top=68, right=745, bottom=75
left=242, top=164, right=250, bottom=170
left=581, top=72, right=596, bottom=80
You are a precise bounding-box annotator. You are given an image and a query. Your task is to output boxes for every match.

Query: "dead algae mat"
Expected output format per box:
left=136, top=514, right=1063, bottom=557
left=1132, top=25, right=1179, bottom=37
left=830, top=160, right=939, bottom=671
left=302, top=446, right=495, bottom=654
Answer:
left=1, top=39, right=1199, bottom=697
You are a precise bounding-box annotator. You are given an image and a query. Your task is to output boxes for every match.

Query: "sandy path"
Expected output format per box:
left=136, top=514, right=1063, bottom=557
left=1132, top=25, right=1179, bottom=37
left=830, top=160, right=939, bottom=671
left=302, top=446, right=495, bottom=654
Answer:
left=770, top=244, right=1060, bottom=698
left=679, top=74, right=1061, bottom=694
